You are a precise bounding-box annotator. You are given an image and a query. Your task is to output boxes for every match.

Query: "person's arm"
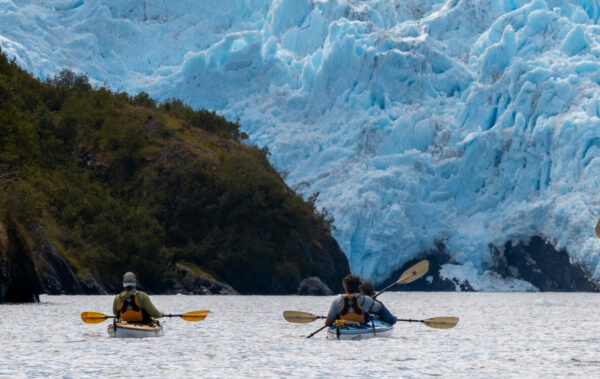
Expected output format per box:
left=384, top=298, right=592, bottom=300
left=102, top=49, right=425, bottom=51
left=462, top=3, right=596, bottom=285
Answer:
left=137, top=292, right=164, bottom=318
left=325, top=298, right=340, bottom=326
left=113, top=296, right=120, bottom=316
left=377, top=302, right=397, bottom=325
left=372, top=299, right=382, bottom=313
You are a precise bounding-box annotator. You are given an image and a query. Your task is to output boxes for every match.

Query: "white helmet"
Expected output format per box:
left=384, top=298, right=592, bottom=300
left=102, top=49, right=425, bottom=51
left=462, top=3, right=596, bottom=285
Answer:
left=122, top=272, right=137, bottom=288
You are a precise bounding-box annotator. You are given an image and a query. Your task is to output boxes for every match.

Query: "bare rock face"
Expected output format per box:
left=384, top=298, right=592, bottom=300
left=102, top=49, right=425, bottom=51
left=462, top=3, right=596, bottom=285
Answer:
left=0, top=218, right=40, bottom=303
left=379, top=242, right=460, bottom=292
left=167, top=263, right=238, bottom=295
left=297, top=277, right=333, bottom=296
left=492, top=236, right=600, bottom=292
left=380, top=237, right=600, bottom=293
left=31, top=225, right=87, bottom=294
left=30, top=225, right=107, bottom=295
left=0, top=214, right=109, bottom=302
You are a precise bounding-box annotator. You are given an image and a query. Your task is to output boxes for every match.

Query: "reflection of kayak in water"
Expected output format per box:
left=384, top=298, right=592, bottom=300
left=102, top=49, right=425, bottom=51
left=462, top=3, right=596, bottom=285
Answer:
left=596, top=219, right=600, bottom=238
left=107, top=320, right=163, bottom=338
left=326, top=319, right=393, bottom=340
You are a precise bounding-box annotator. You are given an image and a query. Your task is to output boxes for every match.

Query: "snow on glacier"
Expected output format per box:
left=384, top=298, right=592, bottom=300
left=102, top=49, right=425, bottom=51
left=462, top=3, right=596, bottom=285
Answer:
left=3, top=0, right=600, bottom=289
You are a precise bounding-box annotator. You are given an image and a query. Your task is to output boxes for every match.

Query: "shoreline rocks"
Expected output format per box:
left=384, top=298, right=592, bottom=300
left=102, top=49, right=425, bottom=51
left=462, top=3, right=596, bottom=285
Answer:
left=379, top=237, right=600, bottom=293
left=297, top=277, right=333, bottom=296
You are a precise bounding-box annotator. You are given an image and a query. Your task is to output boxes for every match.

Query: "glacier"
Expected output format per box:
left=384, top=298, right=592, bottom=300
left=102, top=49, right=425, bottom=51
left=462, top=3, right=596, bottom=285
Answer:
left=3, top=0, right=600, bottom=290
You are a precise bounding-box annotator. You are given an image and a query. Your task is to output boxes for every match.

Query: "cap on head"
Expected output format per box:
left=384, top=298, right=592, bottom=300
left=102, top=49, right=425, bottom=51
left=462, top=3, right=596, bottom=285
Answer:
left=359, top=280, right=375, bottom=297
left=122, top=272, right=137, bottom=288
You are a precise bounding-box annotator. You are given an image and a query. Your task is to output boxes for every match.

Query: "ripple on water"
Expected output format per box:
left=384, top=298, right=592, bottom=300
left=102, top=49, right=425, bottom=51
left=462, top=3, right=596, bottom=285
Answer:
left=1, top=293, right=599, bottom=377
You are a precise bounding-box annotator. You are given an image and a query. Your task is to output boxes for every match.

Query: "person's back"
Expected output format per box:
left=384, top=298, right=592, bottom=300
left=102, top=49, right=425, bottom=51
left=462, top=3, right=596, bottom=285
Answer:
left=113, top=272, right=163, bottom=324
left=325, top=274, right=381, bottom=326
left=359, top=280, right=397, bottom=325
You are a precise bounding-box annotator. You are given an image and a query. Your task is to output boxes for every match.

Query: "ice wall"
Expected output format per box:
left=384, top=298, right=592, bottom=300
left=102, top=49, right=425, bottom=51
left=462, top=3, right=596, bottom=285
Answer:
left=3, top=0, right=600, bottom=289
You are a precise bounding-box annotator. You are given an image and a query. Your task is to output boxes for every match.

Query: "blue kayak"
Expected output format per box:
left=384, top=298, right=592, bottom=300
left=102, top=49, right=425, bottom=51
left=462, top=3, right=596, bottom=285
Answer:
left=326, top=319, right=393, bottom=340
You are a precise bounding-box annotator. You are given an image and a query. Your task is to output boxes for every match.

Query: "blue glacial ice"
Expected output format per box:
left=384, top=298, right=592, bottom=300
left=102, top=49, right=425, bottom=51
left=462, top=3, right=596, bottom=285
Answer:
left=3, top=0, right=600, bottom=290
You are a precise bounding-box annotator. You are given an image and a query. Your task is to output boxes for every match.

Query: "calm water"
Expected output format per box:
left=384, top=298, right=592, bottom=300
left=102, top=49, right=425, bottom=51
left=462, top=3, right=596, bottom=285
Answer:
left=0, top=293, right=598, bottom=378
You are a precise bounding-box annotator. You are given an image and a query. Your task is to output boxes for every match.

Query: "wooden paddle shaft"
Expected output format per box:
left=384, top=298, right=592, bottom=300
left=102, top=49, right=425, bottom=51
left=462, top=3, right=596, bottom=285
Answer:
left=373, top=282, right=395, bottom=299
left=397, top=318, right=423, bottom=323
left=306, top=325, right=327, bottom=338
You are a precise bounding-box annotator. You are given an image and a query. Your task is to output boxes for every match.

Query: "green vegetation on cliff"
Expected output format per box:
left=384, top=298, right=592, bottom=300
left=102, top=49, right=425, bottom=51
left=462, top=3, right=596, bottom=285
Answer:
left=0, top=50, right=349, bottom=294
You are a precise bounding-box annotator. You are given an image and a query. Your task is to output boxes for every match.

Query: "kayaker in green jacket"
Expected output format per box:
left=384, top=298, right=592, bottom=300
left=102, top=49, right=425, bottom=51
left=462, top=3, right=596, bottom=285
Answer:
left=113, top=272, right=163, bottom=324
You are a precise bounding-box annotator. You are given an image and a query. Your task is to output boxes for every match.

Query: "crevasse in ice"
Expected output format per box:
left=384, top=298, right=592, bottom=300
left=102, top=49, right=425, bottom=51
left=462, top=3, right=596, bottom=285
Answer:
left=2, top=0, right=600, bottom=290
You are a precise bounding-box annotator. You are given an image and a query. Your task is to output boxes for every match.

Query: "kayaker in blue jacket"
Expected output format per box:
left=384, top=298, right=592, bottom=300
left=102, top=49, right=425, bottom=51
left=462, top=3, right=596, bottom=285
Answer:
left=325, top=274, right=382, bottom=326
left=360, top=280, right=397, bottom=325
left=112, top=272, right=163, bottom=324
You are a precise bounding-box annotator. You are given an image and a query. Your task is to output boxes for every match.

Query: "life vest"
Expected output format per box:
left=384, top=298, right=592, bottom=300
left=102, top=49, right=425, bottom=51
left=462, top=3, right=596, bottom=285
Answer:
left=119, top=291, right=150, bottom=323
left=338, top=294, right=367, bottom=324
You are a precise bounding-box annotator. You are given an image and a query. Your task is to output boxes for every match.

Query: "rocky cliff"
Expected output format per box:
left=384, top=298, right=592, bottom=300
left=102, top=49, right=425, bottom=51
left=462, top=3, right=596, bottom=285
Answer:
left=380, top=238, right=600, bottom=292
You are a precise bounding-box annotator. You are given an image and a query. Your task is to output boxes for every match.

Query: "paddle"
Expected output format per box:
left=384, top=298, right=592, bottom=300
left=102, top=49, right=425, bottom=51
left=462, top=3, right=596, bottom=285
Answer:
left=284, top=311, right=458, bottom=330
left=283, top=311, right=326, bottom=323
left=302, top=260, right=429, bottom=338
left=81, top=312, right=116, bottom=324
left=164, top=311, right=211, bottom=321
left=373, top=259, right=429, bottom=299
left=285, top=310, right=334, bottom=338
left=596, top=218, right=600, bottom=238
left=306, top=324, right=328, bottom=338
left=81, top=310, right=210, bottom=324
left=397, top=316, right=459, bottom=329
left=284, top=311, right=341, bottom=338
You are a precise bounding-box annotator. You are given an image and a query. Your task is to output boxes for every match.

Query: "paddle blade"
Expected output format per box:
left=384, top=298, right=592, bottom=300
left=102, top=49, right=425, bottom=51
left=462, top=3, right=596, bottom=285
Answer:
left=283, top=311, right=319, bottom=323
left=181, top=310, right=210, bottom=322
left=596, top=218, right=600, bottom=238
left=397, top=260, right=429, bottom=284
left=81, top=312, right=108, bottom=324
left=423, top=316, right=459, bottom=329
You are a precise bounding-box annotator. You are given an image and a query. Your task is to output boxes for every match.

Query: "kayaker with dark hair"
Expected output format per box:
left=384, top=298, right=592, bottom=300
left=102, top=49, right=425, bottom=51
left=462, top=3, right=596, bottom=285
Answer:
left=113, top=272, right=163, bottom=323
left=359, top=280, right=397, bottom=325
left=325, top=274, right=381, bottom=327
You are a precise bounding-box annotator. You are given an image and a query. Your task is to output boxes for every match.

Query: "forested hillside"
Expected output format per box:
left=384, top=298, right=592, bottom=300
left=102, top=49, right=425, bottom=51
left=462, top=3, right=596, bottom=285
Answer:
left=0, top=50, right=349, bottom=300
